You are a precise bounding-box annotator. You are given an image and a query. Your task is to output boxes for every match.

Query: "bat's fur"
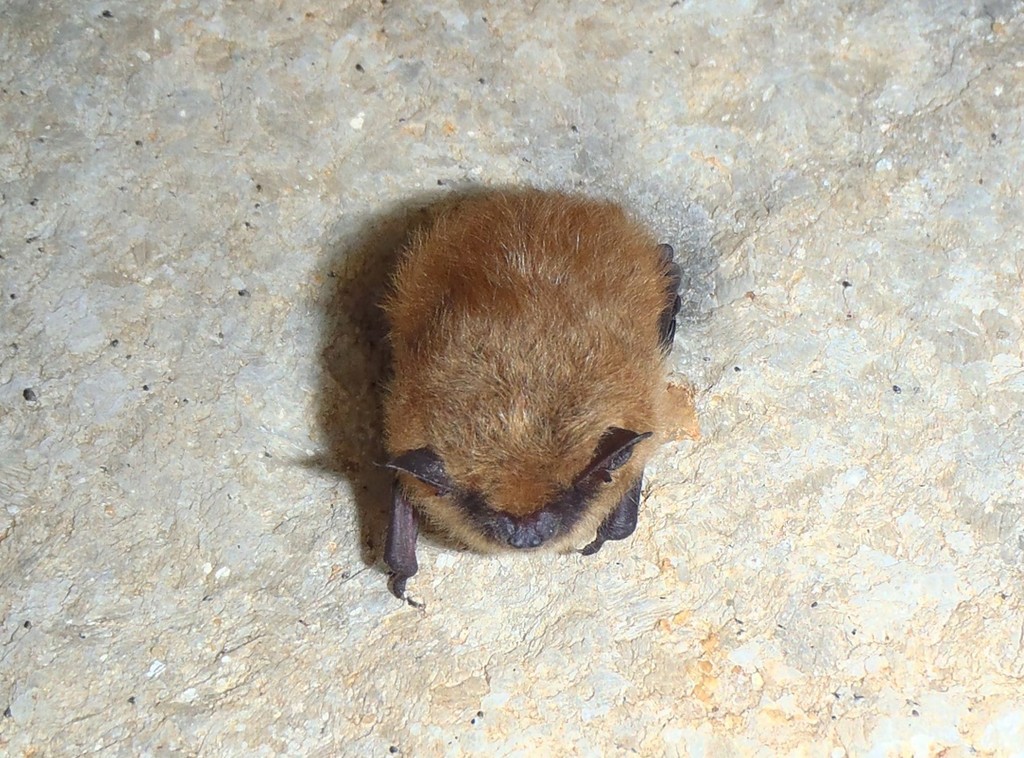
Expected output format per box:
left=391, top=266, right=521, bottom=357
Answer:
left=382, top=189, right=674, bottom=553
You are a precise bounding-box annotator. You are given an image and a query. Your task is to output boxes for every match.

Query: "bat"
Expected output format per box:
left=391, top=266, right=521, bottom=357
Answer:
left=380, top=189, right=681, bottom=599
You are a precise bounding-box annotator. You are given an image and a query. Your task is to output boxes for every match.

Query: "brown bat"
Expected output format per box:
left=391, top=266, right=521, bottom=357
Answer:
left=380, top=189, right=681, bottom=598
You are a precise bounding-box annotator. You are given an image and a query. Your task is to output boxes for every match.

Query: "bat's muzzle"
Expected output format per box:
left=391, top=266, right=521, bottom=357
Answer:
left=496, top=510, right=560, bottom=549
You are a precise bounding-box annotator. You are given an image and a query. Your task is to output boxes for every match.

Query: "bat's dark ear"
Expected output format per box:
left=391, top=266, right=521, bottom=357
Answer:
left=575, top=427, right=653, bottom=486
left=385, top=448, right=453, bottom=494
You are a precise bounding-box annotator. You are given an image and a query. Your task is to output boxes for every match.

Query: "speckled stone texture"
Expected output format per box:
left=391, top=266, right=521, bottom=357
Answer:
left=2, top=0, right=1023, bottom=755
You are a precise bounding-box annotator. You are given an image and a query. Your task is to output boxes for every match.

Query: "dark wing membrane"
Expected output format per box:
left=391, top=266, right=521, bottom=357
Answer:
left=657, top=243, right=681, bottom=353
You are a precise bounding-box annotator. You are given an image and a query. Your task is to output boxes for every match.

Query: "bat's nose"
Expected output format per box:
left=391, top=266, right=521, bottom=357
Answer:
left=508, top=530, right=544, bottom=549
left=500, top=511, right=558, bottom=549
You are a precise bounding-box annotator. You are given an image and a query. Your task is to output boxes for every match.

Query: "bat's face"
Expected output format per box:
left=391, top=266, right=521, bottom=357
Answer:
left=387, top=427, right=651, bottom=551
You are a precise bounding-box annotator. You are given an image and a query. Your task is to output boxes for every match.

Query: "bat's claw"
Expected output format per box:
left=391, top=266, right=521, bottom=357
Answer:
left=388, top=574, right=425, bottom=608
left=389, top=574, right=408, bottom=600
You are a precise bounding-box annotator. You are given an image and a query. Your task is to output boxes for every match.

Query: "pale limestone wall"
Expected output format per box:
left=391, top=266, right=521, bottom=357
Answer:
left=1, top=1, right=1022, bottom=755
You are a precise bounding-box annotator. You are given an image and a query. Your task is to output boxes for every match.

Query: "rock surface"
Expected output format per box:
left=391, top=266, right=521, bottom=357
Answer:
left=1, top=1, right=1022, bottom=754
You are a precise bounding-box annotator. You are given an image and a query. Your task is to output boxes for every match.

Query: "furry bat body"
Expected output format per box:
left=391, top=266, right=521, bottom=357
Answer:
left=381, top=189, right=681, bottom=598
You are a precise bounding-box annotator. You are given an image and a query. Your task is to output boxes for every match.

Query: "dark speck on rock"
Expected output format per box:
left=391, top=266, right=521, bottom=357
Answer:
left=892, top=384, right=902, bottom=394
left=734, top=366, right=741, bottom=372
left=110, top=338, right=119, bottom=347
left=101, top=9, right=113, bottom=18
left=3, top=706, right=11, bottom=718
left=142, top=384, right=150, bottom=391
left=23, top=620, right=31, bottom=629
left=128, top=696, right=136, bottom=705
left=355, top=63, right=364, bottom=72
left=23, top=388, right=37, bottom=402
left=238, top=289, right=250, bottom=297
left=841, top=280, right=852, bottom=288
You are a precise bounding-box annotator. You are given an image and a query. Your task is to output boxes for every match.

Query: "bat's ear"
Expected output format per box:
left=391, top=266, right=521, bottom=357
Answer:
left=385, top=448, right=453, bottom=495
left=575, top=427, right=653, bottom=486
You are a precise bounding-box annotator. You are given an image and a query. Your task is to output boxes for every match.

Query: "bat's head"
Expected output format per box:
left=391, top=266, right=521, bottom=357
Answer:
left=385, top=426, right=652, bottom=551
